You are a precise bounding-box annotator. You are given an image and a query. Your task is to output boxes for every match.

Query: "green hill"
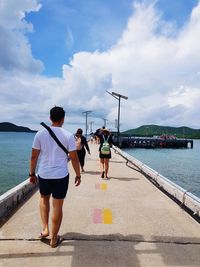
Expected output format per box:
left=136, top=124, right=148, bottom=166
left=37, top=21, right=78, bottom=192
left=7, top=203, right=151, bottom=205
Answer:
left=0, top=122, right=36, bottom=132
left=122, top=125, right=200, bottom=139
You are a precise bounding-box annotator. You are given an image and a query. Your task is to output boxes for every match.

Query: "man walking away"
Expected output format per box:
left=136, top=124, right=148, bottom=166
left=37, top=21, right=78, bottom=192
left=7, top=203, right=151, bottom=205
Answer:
left=29, top=106, right=81, bottom=248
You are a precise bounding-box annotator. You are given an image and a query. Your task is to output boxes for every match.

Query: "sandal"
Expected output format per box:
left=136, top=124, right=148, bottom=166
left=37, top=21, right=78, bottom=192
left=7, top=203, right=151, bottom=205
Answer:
left=101, top=171, right=105, bottom=178
left=50, top=235, right=63, bottom=248
left=38, top=232, right=49, bottom=239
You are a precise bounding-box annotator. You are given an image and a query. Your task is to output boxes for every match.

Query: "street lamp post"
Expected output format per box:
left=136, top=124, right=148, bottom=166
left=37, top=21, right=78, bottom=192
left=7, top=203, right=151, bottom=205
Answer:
left=103, top=118, right=108, bottom=127
left=89, top=121, right=94, bottom=133
left=82, top=110, right=92, bottom=138
left=106, top=91, right=128, bottom=145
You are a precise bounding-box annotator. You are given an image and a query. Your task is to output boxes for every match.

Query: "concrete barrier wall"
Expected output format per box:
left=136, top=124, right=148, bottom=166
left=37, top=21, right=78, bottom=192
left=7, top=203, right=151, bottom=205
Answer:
left=0, top=179, right=38, bottom=220
left=113, top=146, right=200, bottom=218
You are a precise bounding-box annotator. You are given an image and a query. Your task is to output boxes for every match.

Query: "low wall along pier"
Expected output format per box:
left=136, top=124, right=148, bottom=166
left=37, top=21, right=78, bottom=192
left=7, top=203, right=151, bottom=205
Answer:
left=112, top=145, right=200, bottom=220
left=0, top=179, right=37, bottom=223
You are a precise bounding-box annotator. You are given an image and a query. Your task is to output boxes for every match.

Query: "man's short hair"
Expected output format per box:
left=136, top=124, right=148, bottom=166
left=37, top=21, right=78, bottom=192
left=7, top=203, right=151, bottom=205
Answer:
left=50, top=106, right=65, bottom=122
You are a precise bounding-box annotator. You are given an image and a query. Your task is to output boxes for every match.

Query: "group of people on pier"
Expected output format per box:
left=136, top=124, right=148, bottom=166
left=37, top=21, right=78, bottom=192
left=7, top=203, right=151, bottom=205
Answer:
left=74, top=126, right=113, bottom=179
left=28, top=106, right=113, bottom=248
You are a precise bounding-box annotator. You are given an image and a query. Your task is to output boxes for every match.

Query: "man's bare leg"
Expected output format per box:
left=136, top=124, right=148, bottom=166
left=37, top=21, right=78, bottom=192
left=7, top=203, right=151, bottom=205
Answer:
left=40, top=195, right=50, bottom=236
left=50, top=198, right=64, bottom=246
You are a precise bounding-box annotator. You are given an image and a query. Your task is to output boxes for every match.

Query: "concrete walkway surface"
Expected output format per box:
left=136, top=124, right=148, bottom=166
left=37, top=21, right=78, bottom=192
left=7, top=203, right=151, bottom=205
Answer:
left=0, top=143, right=200, bottom=267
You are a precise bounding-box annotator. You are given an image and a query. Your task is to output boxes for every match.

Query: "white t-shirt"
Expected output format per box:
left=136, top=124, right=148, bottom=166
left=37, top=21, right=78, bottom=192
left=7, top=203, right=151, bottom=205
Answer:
left=32, top=126, right=76, bottom=179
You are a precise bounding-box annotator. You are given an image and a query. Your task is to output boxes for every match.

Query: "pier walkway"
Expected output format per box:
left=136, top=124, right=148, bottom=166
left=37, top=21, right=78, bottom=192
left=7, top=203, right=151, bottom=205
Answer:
left=0, top=143, right=200, bottom=266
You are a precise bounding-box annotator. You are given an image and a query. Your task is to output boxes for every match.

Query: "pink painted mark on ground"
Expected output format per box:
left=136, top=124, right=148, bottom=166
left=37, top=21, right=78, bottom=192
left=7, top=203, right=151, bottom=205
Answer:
left=93, top=208, right=102, bottom=224
left=95, top=183, right=101, bottom=190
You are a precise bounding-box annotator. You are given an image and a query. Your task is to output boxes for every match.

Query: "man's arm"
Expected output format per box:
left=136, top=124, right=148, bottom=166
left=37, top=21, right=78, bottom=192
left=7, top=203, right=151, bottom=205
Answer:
left=29, top=148, right=40, bottom=184
left=69, top=150, right=81, bottom=186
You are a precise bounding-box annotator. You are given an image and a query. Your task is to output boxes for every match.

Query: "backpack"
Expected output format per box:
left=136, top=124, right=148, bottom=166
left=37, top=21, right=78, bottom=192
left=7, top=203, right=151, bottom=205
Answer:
left=75, top=136, right=83, bottom=150
left=100, top=135, right=111, bottom=155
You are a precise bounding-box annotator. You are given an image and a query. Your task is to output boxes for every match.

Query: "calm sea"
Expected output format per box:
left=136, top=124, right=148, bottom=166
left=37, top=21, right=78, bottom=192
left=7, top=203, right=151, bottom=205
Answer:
left=0, top=132, right=199, bottom=199
left=0, top=132, right=35, bottom=195
left=123, top=139, right=200, bottom=198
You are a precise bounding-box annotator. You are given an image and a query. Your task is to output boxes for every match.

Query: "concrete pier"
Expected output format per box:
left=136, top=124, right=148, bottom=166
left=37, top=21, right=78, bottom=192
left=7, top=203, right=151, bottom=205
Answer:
left=0, top=143, right=200, bottom=267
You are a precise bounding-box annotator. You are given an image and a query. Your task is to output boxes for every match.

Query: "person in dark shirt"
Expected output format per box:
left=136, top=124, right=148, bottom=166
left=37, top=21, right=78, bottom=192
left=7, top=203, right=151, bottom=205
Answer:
left=75, top=128, right=90, bottom=172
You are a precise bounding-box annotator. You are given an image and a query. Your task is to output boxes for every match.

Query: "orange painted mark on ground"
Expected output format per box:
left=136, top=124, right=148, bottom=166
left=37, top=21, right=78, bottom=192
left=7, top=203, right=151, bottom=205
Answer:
left=103, top=208, right=113, bottom=224
left=101, top=183, right=107, bottom=191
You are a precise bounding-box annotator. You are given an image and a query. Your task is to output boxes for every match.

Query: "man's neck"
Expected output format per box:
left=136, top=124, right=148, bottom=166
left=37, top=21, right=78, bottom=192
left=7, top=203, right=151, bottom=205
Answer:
left=51, top=122, right=63, bottom=127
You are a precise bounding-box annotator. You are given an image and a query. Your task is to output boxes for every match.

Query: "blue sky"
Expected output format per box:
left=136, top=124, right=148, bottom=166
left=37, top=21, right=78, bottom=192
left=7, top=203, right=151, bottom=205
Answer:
left=0, top=0, right=200, bottom=132
left=26, top=0, right=134, bottom=77
left=26, top=0, right=198, bottom=77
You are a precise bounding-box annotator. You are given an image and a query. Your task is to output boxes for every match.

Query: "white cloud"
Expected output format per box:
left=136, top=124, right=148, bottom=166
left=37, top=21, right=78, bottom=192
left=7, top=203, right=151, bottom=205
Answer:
left=168, top=86, right=200, bottom=109
left=0, top=0, right=43, bottom=73
left=0, top=0, right=200, bottom=132
left=0, top=0, right=41, bottom=30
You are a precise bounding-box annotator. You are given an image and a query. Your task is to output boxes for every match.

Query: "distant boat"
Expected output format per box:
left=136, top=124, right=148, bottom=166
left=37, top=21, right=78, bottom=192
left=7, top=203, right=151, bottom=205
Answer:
left=159, top=135, right=177, bottom=140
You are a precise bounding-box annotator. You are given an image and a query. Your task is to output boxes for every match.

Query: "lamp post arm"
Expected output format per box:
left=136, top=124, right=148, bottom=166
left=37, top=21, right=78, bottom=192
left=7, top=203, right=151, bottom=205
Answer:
left=106, top=90, right=118, bottom=100
left=106, top=90, right=128, bottom=147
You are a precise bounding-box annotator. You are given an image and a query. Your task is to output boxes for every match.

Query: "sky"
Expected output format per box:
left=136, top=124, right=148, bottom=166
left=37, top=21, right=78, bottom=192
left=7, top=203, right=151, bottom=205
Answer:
left=0, top=0, right=200, bottom=133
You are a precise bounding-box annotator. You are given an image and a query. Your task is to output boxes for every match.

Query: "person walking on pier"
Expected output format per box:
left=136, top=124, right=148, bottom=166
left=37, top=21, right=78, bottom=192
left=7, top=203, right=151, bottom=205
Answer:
left=29, top=106, right=81, bottom=248
left=75, top=128, right=90, bottom=172
left=98, top=128, right=113, bottom=179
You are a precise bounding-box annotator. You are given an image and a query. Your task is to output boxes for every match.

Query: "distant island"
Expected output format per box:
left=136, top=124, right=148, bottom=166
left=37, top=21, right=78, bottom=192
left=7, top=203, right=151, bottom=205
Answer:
left=1, top=122, right=200, bottom=139
left=0, top=122, right=36, bottom=132
left=121, top=125, right=200, bottom=139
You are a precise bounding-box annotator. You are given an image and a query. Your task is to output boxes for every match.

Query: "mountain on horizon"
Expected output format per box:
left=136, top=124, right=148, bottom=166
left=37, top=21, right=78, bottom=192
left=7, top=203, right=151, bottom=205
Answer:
left=0, top=122, right=36, bottom=132
left=122, top=124, right=200, bottom=139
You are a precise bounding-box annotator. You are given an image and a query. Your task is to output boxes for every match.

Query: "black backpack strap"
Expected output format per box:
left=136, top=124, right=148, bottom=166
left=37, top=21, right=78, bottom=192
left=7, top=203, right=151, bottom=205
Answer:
left=103, top=135, right=109, bottom=142
left=40, top=122, right=69, bottom=154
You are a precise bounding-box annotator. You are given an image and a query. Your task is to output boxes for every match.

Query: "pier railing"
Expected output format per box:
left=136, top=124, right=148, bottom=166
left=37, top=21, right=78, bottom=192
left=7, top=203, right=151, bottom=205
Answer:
left=112, top=145, right=200, bottom=219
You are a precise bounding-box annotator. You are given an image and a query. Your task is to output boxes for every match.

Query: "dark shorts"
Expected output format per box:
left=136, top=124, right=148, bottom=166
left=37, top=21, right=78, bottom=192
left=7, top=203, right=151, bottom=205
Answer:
left=38, top=175, right=69, bottom=199
left=99, top=152, right=111, bottom=159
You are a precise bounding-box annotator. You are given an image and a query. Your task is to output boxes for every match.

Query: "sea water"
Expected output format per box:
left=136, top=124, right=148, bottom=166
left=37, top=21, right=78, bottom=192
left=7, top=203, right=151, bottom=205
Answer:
left=0, top=132, right=35, bottom=195
left=123, top=139, right=200, bottom=198
left=0, top=132, right=199, bottom=198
